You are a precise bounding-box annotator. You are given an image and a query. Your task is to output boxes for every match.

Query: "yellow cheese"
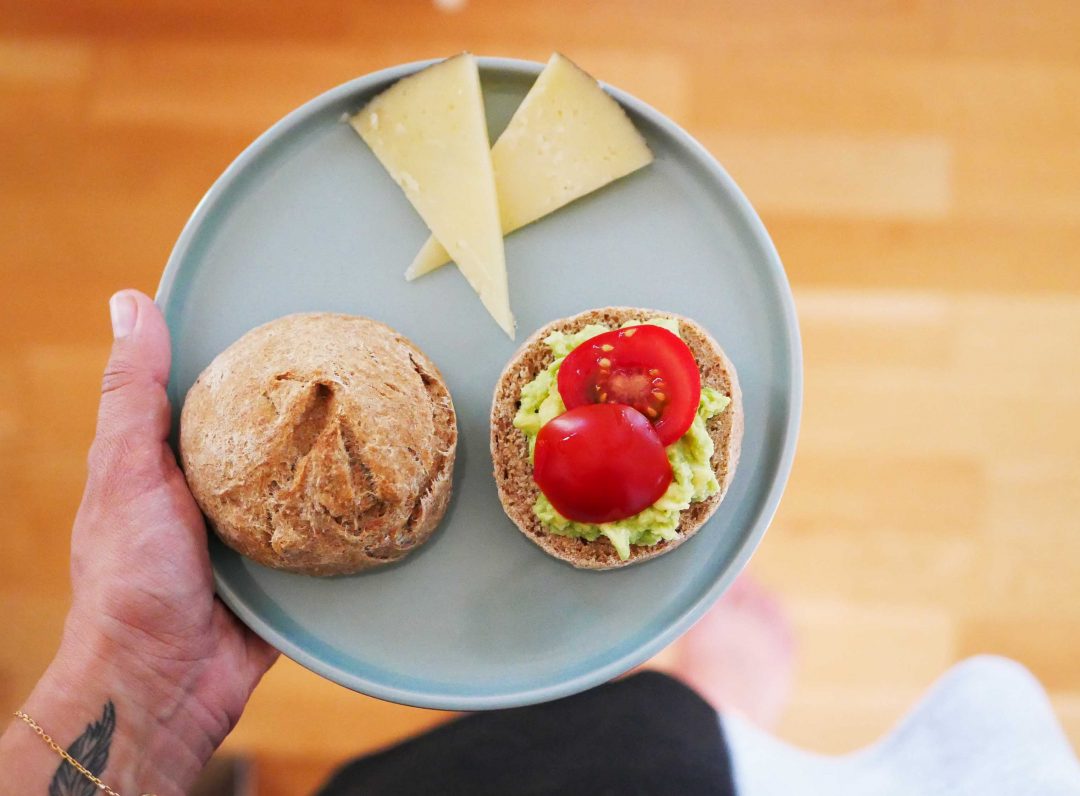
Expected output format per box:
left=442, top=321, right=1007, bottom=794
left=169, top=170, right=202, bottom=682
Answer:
left=351, top=53, right=514, bottom=337
left=405, top=53, right=653, bottom=280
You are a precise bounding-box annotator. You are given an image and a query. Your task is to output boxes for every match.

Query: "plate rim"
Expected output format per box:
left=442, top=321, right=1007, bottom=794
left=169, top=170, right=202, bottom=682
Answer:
left=156, top=55, right=803, bottom=711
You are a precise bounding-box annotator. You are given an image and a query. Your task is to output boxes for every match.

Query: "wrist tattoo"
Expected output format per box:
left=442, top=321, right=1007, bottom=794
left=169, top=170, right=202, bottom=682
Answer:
left=48, top=700, right=116, bottom=796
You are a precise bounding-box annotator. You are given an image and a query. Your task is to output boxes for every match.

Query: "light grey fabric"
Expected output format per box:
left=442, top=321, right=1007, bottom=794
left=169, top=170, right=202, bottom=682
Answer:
left=724, top=656, right=1080, bottom=795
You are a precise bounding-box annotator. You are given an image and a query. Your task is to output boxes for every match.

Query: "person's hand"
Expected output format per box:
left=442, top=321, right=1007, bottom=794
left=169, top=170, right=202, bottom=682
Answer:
left=0, top=290, right=277, bottom=794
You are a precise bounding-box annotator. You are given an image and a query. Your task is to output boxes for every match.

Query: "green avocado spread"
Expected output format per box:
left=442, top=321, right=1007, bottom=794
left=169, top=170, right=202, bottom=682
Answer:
left=513, top=317, right=730, bottom=561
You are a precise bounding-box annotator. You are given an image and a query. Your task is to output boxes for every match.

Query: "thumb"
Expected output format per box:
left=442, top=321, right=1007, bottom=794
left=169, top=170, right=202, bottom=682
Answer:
left=87, top=290, right=174, bottom=491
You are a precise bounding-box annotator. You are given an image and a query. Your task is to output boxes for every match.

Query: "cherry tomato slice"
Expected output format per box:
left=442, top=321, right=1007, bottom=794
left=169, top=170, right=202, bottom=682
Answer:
left=533, top=403, right=673, bottom=524
left=557, top=325, right=702, bottom=446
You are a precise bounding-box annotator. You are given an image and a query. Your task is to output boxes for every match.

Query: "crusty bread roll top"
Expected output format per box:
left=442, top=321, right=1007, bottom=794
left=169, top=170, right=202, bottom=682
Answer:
left=180, top=313, right=456, bottom=576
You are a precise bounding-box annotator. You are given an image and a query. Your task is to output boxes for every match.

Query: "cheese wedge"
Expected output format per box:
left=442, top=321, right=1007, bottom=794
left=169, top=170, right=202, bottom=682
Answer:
left=405, top=53, right=653, bottom=280
left=351, top=53, right=514, bottom=337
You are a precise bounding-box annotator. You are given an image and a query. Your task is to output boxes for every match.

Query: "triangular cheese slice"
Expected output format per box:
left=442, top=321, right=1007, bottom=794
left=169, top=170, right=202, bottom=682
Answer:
left=405, top=53, right=653, bottom=280
left=351, top=53, right=514, bottom=337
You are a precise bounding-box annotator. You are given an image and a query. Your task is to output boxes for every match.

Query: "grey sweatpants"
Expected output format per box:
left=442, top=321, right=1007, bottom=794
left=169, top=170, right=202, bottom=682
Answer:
left=724, top=656, right=1080, bottom=795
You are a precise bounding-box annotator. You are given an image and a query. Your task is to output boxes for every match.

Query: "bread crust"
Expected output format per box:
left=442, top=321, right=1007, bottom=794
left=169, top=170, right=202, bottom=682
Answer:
left=491, top=307, right=743, bottom=570
left=180, top=313, right=456, bottom=576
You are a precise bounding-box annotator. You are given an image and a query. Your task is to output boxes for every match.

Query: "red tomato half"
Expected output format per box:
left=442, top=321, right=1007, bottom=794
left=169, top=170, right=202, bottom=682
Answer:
left=533, top=403, right=673, bottom=524
left=557, top=325, right=702, bottom=446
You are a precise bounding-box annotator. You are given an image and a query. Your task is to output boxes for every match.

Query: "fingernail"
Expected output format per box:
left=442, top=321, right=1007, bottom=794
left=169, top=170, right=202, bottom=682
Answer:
left=109, top=292, right=137, bottom=339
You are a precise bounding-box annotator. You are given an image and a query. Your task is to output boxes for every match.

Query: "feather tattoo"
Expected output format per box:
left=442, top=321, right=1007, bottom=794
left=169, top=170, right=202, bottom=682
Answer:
left=48, top=700, right=116, bottom=796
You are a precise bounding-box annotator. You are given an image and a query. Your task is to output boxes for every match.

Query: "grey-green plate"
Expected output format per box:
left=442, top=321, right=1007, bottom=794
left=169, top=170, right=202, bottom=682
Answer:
left=157, top=57, right=801, bottom=711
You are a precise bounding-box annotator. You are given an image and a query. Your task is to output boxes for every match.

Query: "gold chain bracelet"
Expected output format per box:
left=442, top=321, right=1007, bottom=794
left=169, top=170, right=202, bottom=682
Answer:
left=14, top=710, right=156, bottom=796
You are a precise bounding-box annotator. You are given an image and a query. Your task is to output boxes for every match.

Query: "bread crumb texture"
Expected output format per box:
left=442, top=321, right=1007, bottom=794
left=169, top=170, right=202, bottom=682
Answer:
left=491, top=307, right=743, bottom=570
left=180, top=313, right=456, bottom=576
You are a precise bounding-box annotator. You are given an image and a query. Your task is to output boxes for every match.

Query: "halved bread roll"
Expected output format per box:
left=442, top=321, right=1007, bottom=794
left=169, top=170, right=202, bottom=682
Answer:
left=491, top=307, right=743, bottom=569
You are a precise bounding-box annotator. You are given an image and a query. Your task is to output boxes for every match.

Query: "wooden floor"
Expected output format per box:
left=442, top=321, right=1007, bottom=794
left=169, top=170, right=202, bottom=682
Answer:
left=2, top=1, right=1079, bottom=791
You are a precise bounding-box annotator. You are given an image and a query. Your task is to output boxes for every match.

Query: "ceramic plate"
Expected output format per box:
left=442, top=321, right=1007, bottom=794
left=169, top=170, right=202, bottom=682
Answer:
left=157, top=57, right=801, bottom=710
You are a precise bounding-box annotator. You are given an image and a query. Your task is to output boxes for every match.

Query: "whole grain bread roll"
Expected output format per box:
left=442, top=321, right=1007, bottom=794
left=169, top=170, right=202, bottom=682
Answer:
left=491, top=307, right=743, bottom=570
left=180, top=313, right=456, bottom=576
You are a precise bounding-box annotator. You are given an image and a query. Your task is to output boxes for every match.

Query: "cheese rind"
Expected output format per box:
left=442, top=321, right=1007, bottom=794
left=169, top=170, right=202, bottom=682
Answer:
left=405, top=53, right=653, bottom=280
left=351, top=53, right=514, bottom=337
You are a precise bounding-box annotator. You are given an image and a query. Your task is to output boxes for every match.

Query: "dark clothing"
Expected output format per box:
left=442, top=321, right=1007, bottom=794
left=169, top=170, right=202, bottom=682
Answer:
left=317, top=671, right=736, bottom=796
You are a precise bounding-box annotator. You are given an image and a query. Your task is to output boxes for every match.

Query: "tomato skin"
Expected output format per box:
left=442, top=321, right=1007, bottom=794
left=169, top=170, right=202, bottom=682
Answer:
left=533, top=403, right=673, bottom=524
left=557, top=325, right=701, bottom=446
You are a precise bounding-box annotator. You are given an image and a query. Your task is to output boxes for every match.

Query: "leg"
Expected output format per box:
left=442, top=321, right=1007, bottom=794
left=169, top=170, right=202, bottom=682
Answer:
left=660, top=575, right=796, bottom=728
left=317, top=673, right=737, bottom=795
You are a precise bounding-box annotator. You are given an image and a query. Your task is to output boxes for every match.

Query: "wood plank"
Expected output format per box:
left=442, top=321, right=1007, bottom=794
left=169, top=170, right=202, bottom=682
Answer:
left=1, top=1, right=352, bottom=40
left=220, top=658, right=449, bottom=759
left=0, top=594, right=72, bottom=709
left=703, top=132, right=952, bottom=220
left=797, top=290, right=954, bottom=369
left=768, top=218, right=1080, bottom=295
left=951, top=296, right=1080, bottom=398
left=756, top=519, right=980, bottom=610
left=346, top=1, right=952, bottom=58
left=799, top=367, right=1080, bottom=458
left=956, top=138, right=1080, bottom=222
left=687, top=54, right=1080, bottom=141
left=957, top=619, right=1080, bottom=691
left=253, top=755, right=338, bottom=796
left=943, top=0, right=1080, bottom=62
left=0, top=39, right=91, bottom=86
left=89, top=42, right=377, bottom=133
left=788, top=598, right=955, bottom=692
left=774, top=452, right=985, bottom=539
left=984, top=458, right=1080, bottom=540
